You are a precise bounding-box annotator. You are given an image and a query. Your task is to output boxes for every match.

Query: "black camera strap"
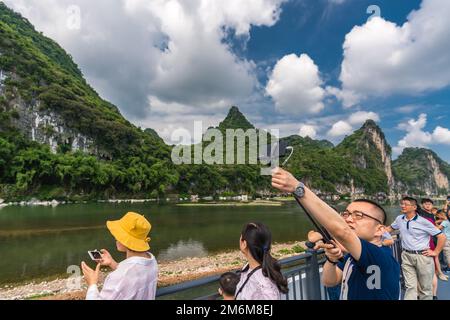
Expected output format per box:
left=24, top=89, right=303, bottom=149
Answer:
left=235, top=265, right=262, bottom=299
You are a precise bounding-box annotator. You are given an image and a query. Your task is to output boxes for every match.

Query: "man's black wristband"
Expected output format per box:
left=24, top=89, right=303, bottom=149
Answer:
left=326, top=256, right=339, bottom=265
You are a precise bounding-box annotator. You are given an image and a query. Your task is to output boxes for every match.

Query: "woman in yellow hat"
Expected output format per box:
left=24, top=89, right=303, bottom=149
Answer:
left=81, top=212, right=158, bottom=300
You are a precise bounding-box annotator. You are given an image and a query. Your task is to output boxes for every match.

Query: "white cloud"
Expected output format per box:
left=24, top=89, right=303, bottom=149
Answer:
left=395, top=105, right=421, bottom=114
left=4, top=0, right=164, bottom=118
left=348, top=111, right=380, bottom=126
left=334, top=0, right=450, bottom=107
left=299, top=125, right=317, bottom=139
left=327, top=110, right=380, bottom=138
left=393, top=113, right=450, bottom=155
left=432, top=126, right=450, bottom=144
left=325, top=86, right=362, bottom=108
left=327, top=120, right=353, bottom=137
left=4, top=0, right=285, bottom=120
left=266, top=53, right=325, bottom=115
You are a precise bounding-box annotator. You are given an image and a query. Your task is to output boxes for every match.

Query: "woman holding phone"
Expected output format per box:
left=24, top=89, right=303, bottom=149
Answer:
left=81, top=212, right=158, bottom=300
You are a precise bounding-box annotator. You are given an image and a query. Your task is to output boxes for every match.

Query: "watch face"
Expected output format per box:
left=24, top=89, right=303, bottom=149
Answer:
left=295, top=184, right=304, bottom=197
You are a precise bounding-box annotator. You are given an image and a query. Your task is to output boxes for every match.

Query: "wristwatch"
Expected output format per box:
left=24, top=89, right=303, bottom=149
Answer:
left=293, top=182, right=305, bottom=198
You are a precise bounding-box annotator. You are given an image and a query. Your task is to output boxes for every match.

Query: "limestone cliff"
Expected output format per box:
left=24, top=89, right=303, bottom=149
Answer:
left=393, top=148, right=450, bottom=195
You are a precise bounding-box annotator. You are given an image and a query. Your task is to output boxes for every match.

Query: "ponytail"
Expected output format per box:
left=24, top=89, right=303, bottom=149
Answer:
left=262, top=248, right=288, bottom=294
left=241, top=223, right=288, bottom=294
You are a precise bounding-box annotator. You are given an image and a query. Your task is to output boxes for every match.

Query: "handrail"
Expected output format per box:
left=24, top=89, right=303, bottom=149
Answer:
left=156, top=239, right=402, bottom=300
left=156, top=250, right=323, bottom=299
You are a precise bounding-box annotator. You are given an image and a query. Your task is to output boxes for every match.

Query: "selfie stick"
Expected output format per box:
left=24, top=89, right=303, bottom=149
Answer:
left=278, top=146, right=344, bottom=261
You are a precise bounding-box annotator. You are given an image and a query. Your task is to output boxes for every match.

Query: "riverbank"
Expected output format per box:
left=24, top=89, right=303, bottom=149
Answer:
left=0, top=241, right=306, bottom=300
left=0, top=198, right=158, bottom=208
left=176, top=200, right=283, bottom=207
left=0, top=198, right=285, bottom=208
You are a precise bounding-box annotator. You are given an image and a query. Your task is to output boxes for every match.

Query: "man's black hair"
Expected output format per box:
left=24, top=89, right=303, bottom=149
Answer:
left=219, top=272, right=240, bottom=297
left=421, top=198, right=434, bottom=205
left=353, top=199, right=387, bottom=225
left=402, top=196, right=418, bottom=207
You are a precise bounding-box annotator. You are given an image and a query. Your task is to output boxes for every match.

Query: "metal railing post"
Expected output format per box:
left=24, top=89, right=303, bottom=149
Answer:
left=305, top=244, right=322, bottom=300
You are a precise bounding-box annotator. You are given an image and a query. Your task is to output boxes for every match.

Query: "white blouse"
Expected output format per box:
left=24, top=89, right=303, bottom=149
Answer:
left=86, top=253, right=158, bottom=300
left=235, top=265, right=281, bottom=300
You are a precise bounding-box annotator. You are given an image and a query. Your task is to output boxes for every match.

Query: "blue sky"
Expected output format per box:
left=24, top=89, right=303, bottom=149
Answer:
left=4, top=0, right=450, bottom=161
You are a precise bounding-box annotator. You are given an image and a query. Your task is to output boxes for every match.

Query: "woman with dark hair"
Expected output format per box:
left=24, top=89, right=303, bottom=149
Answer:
left=235, top=222, right=288, bottom=300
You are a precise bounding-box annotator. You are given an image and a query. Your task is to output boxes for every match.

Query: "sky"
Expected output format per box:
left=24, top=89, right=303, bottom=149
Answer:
left=3, top=0, right=450, bottom=161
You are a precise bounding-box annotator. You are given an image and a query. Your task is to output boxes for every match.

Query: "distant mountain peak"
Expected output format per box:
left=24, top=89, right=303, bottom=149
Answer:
left=361, top=119, right=381, bottom=131
left=218, top=106, right=255, bottom=130
left=393, top=147, right=450, bottom=195
left=337, top=118, right=394, bottom=191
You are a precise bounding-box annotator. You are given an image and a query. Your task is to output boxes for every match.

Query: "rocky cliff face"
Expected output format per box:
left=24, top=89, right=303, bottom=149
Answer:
left=12, top=97, right=96, bottom=154
left=0, top=69, right=7, bottom=95
left=363, top=121, right=395, bottom=189
left=336, top=120, right=394, bottom=194
left=1, top=68, right=102, bottom=156
left=393, top=148, right=450, bottom=195
left=0, top=3, right=170, bottom=161
left=429, top=154, right=450, bottom=190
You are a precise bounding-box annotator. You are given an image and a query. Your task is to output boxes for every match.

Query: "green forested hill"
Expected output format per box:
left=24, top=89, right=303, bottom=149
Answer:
left=0, top=2, right=176, bottom=201
left=281, top=120, right=392, bottom=195
left=0, top=2, right=448, bottom=201
left=393, top=148, right=450, bottom=195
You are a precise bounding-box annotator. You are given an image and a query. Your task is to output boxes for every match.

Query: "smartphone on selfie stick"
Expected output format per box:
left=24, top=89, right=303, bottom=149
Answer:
left=265, top=142, right=343, bottom=261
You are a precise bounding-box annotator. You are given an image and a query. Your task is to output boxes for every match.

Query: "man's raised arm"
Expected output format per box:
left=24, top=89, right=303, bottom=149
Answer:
left=272, top=167, right=362, bottom=260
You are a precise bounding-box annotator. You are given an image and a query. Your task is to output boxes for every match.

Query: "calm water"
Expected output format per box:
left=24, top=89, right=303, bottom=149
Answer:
left=0, top=201, right=401, bottom=285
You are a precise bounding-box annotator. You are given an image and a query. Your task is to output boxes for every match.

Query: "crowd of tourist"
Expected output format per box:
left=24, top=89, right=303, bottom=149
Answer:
left=79, top=167, right=450, bottom=300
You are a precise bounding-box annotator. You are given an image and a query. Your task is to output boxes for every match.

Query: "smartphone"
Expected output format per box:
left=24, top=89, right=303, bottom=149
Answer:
left=88, top=250, right=102, bottom=261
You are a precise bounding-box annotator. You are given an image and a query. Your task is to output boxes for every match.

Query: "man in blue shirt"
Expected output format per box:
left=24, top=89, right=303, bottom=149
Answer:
left=445, top=197, right=450, bottom=219
left=438, top=215, right=450, bottom=272
left=272, top=167, right=400, bottom=300
left=386, top=197, right=446, bottom=300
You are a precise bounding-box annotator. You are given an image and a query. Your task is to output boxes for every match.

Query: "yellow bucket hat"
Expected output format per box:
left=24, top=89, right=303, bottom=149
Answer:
left=106, top=212, right=152, bottom=252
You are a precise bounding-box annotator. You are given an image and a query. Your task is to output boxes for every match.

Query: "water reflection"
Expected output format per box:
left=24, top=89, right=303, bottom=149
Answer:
left=0, top=201, right=408, bottom=285
left=157, top=239, right=209, bottom=262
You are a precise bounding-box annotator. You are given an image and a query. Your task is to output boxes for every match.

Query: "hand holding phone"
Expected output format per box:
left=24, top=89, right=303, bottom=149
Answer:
left=89, top=249, right=118, bottom=270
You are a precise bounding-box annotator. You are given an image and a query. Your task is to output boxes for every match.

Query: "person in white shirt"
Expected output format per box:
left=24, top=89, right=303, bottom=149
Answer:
left=81, top=212, right=158, bottom=300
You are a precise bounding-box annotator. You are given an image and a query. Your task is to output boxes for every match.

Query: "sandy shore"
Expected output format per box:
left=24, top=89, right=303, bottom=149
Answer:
left=0, top=241, right=306, bottom=300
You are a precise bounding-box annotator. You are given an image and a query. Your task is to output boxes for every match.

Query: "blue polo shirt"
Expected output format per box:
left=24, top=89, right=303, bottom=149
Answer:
left=381, top=232, right=393, bottom=241
left=441, top=220, right=450, bottom=239
left=390, top=214, right=442, bottom=251
left=337, top=238, right=400, bottom=300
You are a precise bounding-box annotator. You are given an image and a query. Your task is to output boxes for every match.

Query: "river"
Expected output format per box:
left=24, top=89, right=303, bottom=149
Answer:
left=0, top=201, right=402, bottom=285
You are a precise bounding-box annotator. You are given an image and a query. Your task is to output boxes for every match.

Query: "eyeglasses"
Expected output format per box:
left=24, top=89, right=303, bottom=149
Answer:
left=400, top=202, right=416, bottom=207
left=340, top=210, right=383, bottom=225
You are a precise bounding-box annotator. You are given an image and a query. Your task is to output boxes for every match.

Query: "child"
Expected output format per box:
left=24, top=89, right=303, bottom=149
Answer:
left=218, top=272, right=240, bottom=300
left=81, top=212, right=158, bottom=300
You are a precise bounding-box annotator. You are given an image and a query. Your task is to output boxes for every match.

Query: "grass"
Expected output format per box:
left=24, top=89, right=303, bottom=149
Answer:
left=24, top=292, right=55, bottom=300
left=273, top=196, right=296, bottom=202
left=176, top=201, right=283, bottom=207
